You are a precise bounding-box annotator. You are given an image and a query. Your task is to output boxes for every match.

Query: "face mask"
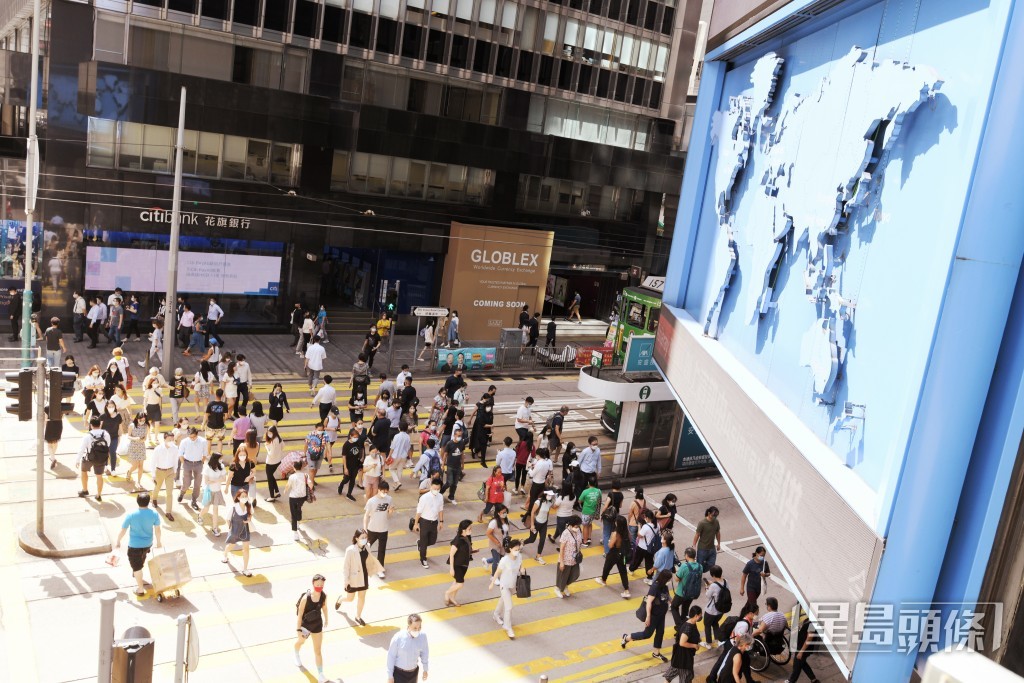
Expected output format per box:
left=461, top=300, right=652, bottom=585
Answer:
left=408, top=628, right=421, bottom=637
left=238, top=497, right=247, bottom=503
left=312, top=586, right=323, bottom=593
left=510, top=550, right=520, bottom=558
left=357, top=539, right=367, bottom=548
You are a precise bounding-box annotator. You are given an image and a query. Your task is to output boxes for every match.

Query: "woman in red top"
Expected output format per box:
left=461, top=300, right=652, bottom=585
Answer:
left=513, top=432, right=535, bottom=496
left=478, top=466, right=508, bottom=523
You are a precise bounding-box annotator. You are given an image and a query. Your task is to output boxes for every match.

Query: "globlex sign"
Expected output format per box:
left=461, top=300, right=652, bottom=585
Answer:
left=440, top=222, right=554, bottom=341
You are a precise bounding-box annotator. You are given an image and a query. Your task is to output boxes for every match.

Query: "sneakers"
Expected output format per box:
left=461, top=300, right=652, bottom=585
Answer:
left=78, top=490, right=89, bottom=497
left=506, top=629, right=516, bottom=640
left=620, top=591, right=631, bottom=599
left=481, top=557, right=491, bottom=568
left=554, top=588, right=565, bottom=598
left=536, top=556, right=547, bottom=565
left=643, top=578, right=653, bottom=585
left=293, top=531, right=301, bottom=541
left=293, top=651, right=302, bottom=667
left=698, top=641, right=711, bottom=650
left=621, top=634, right=629, bottom=649
left=493, top=613, right=504, bottom=627
left=377, top=571, right=385, bottom=579
left=594, top=577, right=606, bottom=586
left=582, top=541, right=591, bottom=548
left=421, top=560, right=429, bottom=568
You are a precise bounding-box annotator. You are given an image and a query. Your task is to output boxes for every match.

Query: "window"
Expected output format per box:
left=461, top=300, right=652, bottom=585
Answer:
left=233, top=0, right=259, bottom=25
left=455, top=0, right=472, bottom=24
left=517, top=51, right=534, bottom=81
left=294, top=1, right=319, bottom=37
left=246, top=140, right=270, bottom=181
left=402, top=24, right=424, bottom=59
left=479, top=0, right=497, bottom=27
left=472, top=41, right=491, bottom=73
left=129, top=26, right=177, bottom=72
left=181, top=34, right=233, bottom=81
left=202, top=0, right=228, bottom=20
left=376, top=17, right=399, bottom=54
left=342, top=63, right=364, bottom=100
left=495, top=45, right=513, bottom=77
left=350, top=12, right=373, bottom=48
left=465, top=168, right=490, bottom=205
left=138, top=125, right=170, bottom=172
left=223, top=136, right=247, bottom=179
left=94, top=14, right=125, bottom=63
left=426, top=30, right=446, bottom=63
left=331, top=150, right=350, bottom=190
left=168, top=0, right=196, bottom=12
left=271, top=144, right=294, bottom=185
left=450, top=35, right=469, bottom=68
left=196, top=132, right=222, bottom=177
left=427, top=163, right=446, bottom=200
left=264, top=0, right=288, bottom=32
left=349, top=152, right=369, bottom=192
left=407, top=78, right=442, bottom=114
left=390, top=157, right=410, bottom=196
left=366, top=69, right=408, bottom=108
left=87, top=118, right=115, bottom=168
left=408, top=160, right=427, bottom=197
left=380, top=0, right=401, bottom=18
left=446, top=164, right=467, bottom=201
left=367, top=154, right=388, bottom=194
left=323, top=5, right=346, bottom=42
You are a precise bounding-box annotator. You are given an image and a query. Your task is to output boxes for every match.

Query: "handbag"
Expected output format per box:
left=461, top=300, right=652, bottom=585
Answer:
left=477, top=482, right=486, bottom=502
left=116, top=438, right=130, bottom=456
left=635, top=597, right=648, bottom=622
left=515, top=573, right=532, bottom=599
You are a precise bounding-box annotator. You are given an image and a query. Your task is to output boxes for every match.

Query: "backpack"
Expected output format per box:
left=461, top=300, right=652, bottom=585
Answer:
left=679, top=561, right=702, bottom=600
left=714, top=579, right=733, bottom=614
left=601, top=493, right=620, bottom=521
left=426, top=448, right=442, bottom=476
left=306, top=433, right=324, bottom=459
left=717, top=615, right=741, bottom=643
left=88, top=433, right=109, bottom=464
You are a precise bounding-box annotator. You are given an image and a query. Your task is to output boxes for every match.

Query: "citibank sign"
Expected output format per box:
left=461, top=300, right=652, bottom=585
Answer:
left=140, top=209, right=252, bottom=229
left=470, top=249, right=539, bottom=267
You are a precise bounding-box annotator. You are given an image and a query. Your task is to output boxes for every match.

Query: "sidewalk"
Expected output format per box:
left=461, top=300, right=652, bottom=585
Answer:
left=59, top=330, right=600, bottom=381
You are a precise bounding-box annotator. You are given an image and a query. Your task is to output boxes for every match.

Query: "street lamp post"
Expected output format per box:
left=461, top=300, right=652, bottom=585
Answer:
left=21, top=0, right=41, bottom=366
left=161, top=87, right=186, bottom=381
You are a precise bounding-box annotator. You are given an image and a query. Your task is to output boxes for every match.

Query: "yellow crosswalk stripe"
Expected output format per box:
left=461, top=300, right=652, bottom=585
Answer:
left=461, top=635, right=656, bottom=683
left=560, top=655, right=663, bottom=683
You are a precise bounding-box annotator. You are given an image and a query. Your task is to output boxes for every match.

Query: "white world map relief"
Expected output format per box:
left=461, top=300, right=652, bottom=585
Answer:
left=705, top=47, right=943, bottom=423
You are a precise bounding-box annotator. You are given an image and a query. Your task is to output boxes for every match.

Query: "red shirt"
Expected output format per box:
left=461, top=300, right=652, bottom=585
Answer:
left=486, top=476, right=506, bottom=503
left=515, top=442, right=534, bottom=466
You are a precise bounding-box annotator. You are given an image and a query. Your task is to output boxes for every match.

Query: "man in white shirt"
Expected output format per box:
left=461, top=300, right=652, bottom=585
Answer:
left=388, top=423, right=413, bottom=488
left=525, top=450, right=553, bottom=521
left=395, top=365, right=411, bottom=389
left=150, top=432, right=179, bottom=520
left=514, top=397, right=535, bottom=442
left=106, top=288, right=125, bottom=307
left=495, top=436, right=517, bottom=487
left=177, top=427, right=207, bottom=510
left=77, top=416, right=111, bottom=501
left=363, top=481, right=394, bottom=578
left=71, top=290, right=87, bottom=342
left=178, top=304, right=195, bottom=349
left=234, top=354, right=253, bottom=415
left=206, top=297, right=225, bottom=345
left=413, top=478, right=445, bottom=567
left=311, top=375, right=338, bottom=422
left=304, top=336, right=327, bottom=394
left=86, top=297, right=103, bottom=348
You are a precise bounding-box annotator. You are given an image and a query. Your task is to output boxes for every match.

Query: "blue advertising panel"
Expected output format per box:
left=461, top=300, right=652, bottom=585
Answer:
left=622, top=334, right=656, bottom=372
left=435, top=347, right=496, bottom=372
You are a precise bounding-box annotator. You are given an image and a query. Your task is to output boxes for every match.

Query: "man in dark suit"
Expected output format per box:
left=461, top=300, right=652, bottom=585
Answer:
left=8, top=287, right=22, bottom=341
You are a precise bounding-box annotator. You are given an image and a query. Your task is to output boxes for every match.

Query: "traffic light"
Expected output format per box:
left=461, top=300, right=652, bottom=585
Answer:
left=5, top=368, right=35, bottom=421
left=48, top=369, right=76, bottom=415
left=385, top=289, right=398, bottom=319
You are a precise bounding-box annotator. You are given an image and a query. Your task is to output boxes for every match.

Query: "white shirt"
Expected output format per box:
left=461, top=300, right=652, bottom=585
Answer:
left=301, top=318, right=314, bottom=334
left=515, top=405, right=532, bottom=428
left=530, top=457, right=553, bottom=484
left=287, top=471, right=308, bottom=499
left=363, top=451, right=384, bottom=478
left=150, top=442, right=178, bottom=472
left=179, top=310, right=195, bottom=328
left=207, top=303, right=224, bottom=321
left=202, top=464, right=227, bottom=488
left=390, top=431, right=412, bottom=460
left=87, top=304, right=101, bottom=324
left=234, top=362, right=252, bottom=386
left=416, top=490, right=444, bottom=521
left=494, top=554, right=523, bottom=590
left=386, top=405, right=403, bottom=428
left=178, top=437, right=207, bottom=463
left=77, top=429, right=113, bottom=463
left=313, top=384, right=337, bottom=405
left=396, top=370, right=411, bottom=387
left=495, top=447, right=516, bottom=474
left=265, top=438, right=285, bottom=465
left=305, top=343, right=326, bottom=371
left=73, top=296, right=86, bottom=315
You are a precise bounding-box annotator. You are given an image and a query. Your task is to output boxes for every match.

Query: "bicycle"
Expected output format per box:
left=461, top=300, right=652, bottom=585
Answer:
left=749, top=625, right=792, bottom=672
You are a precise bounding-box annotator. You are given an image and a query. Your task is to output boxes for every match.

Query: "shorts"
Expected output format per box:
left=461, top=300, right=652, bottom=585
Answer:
left=453, top=564, right=468, bottom=583
left=582, top=513, right=595, bottom=526
left=127, top=546, right=150, bottom=572
left=206, top=428, right=226, bottom=441
left=81, top=458, right=104, bottom=475
left=424, top=342, right=432, bottom=348
left=145, top=404, right=162, bottom=422
left=309, top=456, right=323, bottom=473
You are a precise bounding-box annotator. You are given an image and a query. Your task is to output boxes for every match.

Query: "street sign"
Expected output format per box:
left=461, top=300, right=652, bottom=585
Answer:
left=590, top=352, right=603, bottom=368
left=623, top=334, right=657, bottom=372
left=639, top=385, right=651, bottom=400
left=413, top=307, right=449, bottom=317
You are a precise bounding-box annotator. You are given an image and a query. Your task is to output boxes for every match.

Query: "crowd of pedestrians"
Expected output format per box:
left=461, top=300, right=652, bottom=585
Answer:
left=45, top=291, right=825, bottom=683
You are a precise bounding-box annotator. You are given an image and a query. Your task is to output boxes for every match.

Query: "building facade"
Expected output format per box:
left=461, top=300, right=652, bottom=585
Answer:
left=0, top=0, right=702, bottom=330
left=655, top=0, right=1024, bottom=680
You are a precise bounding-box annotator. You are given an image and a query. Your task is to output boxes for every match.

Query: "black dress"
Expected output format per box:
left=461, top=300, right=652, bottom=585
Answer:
left=268, top=392, right=289, bottom=422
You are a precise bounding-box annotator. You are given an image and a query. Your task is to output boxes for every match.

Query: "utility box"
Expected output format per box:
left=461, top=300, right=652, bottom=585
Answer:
left=112, top=626, right=154, bottom=683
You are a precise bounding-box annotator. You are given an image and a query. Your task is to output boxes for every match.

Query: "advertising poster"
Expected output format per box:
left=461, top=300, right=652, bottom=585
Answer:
left=438, top=223, right=554, bottom=341
left=85, top=246, right=281, bottom=295
left=435, top=347, right=496, bottom=373
left=544, top=274, right=568, bottom=307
